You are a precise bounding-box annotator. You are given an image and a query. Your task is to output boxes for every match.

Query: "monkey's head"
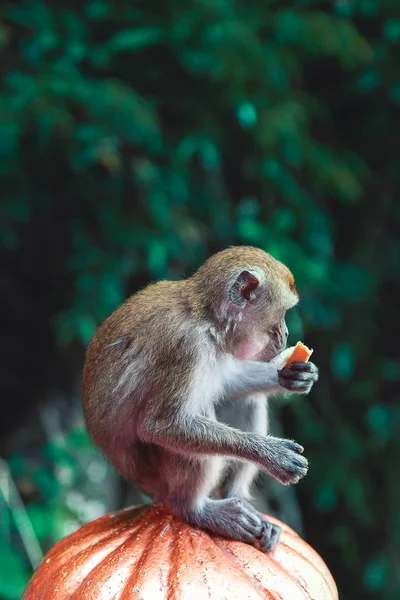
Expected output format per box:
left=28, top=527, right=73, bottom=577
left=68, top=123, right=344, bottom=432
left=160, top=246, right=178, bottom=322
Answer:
left=190, top=246, right=299, bottom=361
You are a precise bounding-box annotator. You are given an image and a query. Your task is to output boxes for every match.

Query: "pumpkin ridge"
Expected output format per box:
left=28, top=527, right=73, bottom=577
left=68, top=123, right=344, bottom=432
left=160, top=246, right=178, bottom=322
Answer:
left=45, top=518, right=143, bottom=576
left=166, top=514, right=191, bottom=600
left=185, top=528, right=214, bottom=598
left=121, top=510, right=175, bottom=597
left=210, top=537, right=277, bottom=600
left=67, top=510, right=156, bottom=599
left=266, top=551, right=311, bottom=600
left=68, top=528, right=148, bottom=598
left=42, top=506, right=147, bottom=568
left=276, top=538, right=337, bottom=598
left=45, top=515, right=154, bottom=599
left=23, top=523, right=143, bottom=599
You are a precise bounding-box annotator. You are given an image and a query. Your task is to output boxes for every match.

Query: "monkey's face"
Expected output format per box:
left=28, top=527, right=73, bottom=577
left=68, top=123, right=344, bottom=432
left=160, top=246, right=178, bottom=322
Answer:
left=191, top=246, right=299, bottom=360
left=226, top=271, right=298, bottom=362
left=250, top=279, right=298, bottom=361
left=257, top=316, right=289, bottom=361
left=229, top=310, right=289, bottom=362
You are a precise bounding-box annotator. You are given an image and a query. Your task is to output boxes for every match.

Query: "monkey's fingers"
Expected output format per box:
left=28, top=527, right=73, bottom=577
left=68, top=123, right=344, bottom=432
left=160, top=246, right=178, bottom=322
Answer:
left=278, top=364, right=318, bottom=393
left=287, top=361, right=318, bottom=373
left=204, top=499, right=266, bottom=548
left=264, top=438, right=309, bottom=485
left=274, top=457, right=308, bottom=485
left=281, top=439, right=304, bottom=454
left=280, top=379, right=315, bottom=393
left=279, top=368, right=317, bottom=382
left=258, top=521, right=281, bottom=553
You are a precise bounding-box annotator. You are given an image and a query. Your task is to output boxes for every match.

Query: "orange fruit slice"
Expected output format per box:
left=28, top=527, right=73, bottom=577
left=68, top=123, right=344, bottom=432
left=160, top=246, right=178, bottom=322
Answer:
left=285, top=341, right=313, bottom=367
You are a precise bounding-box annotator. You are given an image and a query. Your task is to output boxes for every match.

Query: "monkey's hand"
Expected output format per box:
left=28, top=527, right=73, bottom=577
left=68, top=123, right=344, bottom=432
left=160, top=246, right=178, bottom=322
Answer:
left=258, top=437, right=308, bottom=485
left=278, top=362, right=319, bottom=394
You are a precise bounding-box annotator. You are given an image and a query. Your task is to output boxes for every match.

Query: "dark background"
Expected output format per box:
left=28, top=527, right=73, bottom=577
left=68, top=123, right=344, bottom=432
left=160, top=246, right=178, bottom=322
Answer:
left=1, top=1, right=399, bottom=598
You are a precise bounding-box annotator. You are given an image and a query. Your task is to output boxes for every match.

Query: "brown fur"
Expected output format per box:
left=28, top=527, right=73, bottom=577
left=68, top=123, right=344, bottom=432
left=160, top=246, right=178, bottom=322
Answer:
left=82, top=246, right=316, bottom=553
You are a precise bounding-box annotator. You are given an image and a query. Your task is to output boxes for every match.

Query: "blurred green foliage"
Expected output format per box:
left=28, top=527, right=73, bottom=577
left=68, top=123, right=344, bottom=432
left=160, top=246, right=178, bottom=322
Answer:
left=1, top=424, right=109, bottom=599
left=1, top=0, right=399, bottom=599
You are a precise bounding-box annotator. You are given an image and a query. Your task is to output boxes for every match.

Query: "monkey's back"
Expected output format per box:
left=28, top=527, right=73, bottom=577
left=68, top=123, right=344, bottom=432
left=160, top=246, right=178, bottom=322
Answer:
left=81, top=279, right=203, bottom=485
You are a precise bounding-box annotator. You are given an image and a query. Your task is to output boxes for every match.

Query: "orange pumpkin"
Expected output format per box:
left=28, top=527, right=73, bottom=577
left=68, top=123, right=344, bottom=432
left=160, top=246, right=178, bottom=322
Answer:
left=24, top=504, right=338, bottom=600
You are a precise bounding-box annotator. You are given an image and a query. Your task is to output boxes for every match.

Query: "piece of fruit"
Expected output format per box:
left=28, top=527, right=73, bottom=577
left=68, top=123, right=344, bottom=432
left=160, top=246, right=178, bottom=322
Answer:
left=285, top=341, right=313, bottom=367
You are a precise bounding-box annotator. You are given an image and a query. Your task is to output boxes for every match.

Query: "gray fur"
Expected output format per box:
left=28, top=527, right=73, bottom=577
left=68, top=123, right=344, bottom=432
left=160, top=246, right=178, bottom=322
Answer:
left=82, top=248, right=319, bottom=553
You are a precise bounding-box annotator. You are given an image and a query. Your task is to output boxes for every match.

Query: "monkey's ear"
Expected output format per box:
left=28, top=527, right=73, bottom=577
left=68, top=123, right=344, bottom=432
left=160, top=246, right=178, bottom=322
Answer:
left=229, top=270, right=260, bottom=307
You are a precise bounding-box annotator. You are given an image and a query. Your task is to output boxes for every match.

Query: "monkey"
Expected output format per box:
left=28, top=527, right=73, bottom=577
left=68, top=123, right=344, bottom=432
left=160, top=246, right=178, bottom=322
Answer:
left=82, top=246, right=318, bottom=552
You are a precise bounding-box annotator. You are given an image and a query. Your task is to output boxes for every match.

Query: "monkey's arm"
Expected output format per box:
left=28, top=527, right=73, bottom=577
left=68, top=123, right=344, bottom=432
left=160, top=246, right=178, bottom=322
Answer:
left=222, top=359, right=280, bottom=396
left=222, top=358, right=318, bottom=397
left=138, top=412, right=307, bottom=485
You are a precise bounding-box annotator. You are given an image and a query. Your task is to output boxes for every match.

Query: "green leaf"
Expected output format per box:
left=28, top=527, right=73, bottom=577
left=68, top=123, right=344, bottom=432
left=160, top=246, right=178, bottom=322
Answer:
left=26, top=505, right=50, bottom=542
left=383, top=20, right=400, bottom=42
left=363, top=556, right=387, bottom=592
left=84, top=1, right=110, bottom=20
left=77, top=314, right=97, bottom=344
left=237, top=217, right=265, bottom=243
left=379, top=359, right=400, bottom=382
left=365, top=405, right=390, bottom=445
left=315, top=482, right=338, bottom=511
left=107, top=27, right=164, bottom=52
left=0, top=545, right=30, bottom=599
left=357, top=70, right=380, bottom=93
left=33, top=468, right=60, bottom=500
left=331, top=343, right=355, bottom=382
left=237, top=102, right=257, bottom=128
left=67, top=427, right=93, bottom=450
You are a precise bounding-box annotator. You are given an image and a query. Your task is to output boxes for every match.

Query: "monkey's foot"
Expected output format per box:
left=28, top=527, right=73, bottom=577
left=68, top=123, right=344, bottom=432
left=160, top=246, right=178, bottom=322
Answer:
left=258, top=518, right=281, bottom=552
left=188, top=498, right=280, bottom=553
left=232, top=497, right=282, bottom=552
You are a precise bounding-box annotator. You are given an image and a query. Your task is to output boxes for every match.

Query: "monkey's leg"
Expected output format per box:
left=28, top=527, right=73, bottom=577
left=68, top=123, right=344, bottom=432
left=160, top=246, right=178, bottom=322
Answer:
left=218, top=394, right=281, bottom=551
left=166, top=453, right=274, bottom=552
left=219, top=393, right=267, bottom=501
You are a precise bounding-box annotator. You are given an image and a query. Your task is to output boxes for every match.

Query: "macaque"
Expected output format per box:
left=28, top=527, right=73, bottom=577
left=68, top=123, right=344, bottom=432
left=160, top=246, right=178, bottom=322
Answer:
left=82, top=246, right=318, bottom=552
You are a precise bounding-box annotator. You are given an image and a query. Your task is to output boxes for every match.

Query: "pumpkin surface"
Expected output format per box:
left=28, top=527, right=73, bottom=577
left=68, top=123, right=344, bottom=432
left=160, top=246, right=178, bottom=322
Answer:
left=23, top=503, right=338, bottom=600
